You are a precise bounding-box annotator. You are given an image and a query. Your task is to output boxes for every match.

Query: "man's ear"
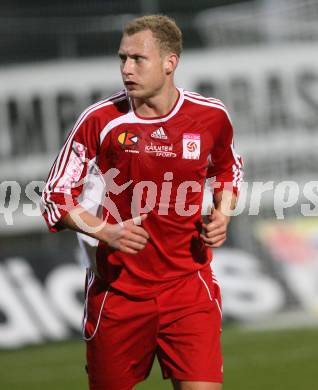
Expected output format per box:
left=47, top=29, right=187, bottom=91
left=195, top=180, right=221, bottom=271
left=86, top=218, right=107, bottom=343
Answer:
left=164, top=53, right=179, bottom=75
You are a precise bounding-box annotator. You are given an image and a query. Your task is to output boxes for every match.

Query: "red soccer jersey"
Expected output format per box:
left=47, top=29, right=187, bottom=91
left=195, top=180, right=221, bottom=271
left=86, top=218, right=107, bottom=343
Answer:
left=42, top=88, right=243, bottom=298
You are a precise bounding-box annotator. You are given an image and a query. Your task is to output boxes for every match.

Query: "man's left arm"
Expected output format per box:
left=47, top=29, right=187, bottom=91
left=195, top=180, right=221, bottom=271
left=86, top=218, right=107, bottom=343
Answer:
left=201, top=190, right=237, bottom=248
left=201, top=107, right=243, bottom=247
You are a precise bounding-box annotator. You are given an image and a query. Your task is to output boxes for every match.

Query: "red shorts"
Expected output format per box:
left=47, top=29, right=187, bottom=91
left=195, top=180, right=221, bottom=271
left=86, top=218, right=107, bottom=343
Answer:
left=83, top=266, right=223, bottom=390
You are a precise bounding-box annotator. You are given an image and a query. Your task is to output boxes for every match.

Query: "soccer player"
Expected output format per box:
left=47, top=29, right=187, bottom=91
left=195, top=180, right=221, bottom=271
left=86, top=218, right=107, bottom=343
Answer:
left=42, top=15, right=242, bottom=390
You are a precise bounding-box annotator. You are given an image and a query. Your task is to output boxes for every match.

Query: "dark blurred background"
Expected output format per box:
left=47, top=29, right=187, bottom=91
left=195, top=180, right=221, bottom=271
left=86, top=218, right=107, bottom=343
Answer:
left=0, top=0, right=255, bottom=64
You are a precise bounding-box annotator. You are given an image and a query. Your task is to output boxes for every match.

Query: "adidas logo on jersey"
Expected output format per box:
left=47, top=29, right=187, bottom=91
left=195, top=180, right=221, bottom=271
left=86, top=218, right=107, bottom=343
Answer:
left=150, top=127, right=168, bottom=140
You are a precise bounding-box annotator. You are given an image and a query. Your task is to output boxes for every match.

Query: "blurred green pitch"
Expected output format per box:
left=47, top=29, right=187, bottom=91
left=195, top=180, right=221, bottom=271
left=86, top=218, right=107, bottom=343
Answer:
left=0, top=327, right=317, bottom=390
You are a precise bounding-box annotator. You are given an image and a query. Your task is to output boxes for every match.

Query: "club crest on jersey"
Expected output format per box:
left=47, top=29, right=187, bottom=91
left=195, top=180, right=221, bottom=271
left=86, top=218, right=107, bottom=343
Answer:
left=118, top=131, right=139, bottom=146
left=182, top=133, right=200, bottom=160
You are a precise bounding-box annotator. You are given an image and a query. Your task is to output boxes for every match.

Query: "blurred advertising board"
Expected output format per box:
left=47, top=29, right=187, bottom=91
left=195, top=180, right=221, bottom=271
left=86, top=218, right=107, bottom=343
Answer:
left=1, top=229, right=317, bottom=348
left=255, top=218, right=318, bottom=317
left=0, top=236, right=286, bottom=348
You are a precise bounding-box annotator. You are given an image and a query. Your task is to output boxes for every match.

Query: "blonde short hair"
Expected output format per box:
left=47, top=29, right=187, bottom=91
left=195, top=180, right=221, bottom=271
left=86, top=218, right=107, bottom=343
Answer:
left=123, top=14, right=183, bottom=57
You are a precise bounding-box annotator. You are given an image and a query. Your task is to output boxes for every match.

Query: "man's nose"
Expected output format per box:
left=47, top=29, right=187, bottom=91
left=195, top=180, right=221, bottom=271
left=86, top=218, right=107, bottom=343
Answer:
left=122, top=58, right=133, bottom=75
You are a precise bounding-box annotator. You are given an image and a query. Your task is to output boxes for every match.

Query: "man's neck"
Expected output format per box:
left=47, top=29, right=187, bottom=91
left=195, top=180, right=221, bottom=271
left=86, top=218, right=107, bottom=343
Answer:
left=132, top=85, right=179, bottom=118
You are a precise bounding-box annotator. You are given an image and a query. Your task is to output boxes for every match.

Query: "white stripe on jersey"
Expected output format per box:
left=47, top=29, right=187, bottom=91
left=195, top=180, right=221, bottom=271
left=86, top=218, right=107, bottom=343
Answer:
left=43, top=96, right=125, bottom=225
left=99, top=88, right=185, bottom=144
left=231, top=141, right=243, bottom=189
left=82, top=271, right=110, bottom=341
left=232, top=163, right=243, bottom=189
left=183, top=95, right=232, bottom=124
left=184, top=91, right=225, bottom=107
left=81, top=269, right=95, bottom=335
left=46, top=91, right=126, bottom=194
left=209, top=263, right=221, bottom=288
left=197, top=270, right=213, bottom=302
left=42, top=91, right=126, bottom=227
left=215, top=298, right=222, bottom=318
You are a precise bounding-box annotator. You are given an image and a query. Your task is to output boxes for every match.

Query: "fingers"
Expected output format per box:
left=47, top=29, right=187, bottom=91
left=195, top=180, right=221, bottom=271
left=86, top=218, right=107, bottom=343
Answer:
left=200, top=233, right=226, bottom=248
left=112, top=231, right=148, bottom=254
left=203, top=226, right=226, bottom=238
left=209, top=205, right=218, bottom=220
left=200, top=231, right=226, bottom=244
left=116, top=214, right=149, bottom=253
left=201, top=208, right=228, bottom=248
left=125, top=230, right=148, bottom=246
left=204, top=209, right=228, bottom=229
left=131, top=225, right=150, bottom=240
left=121, top=247, right=139, bottom=255
left=208, top=208, right=230, bottom=225
left=120, top=237, right=146, bottom=252
left=116, top=228, right=149, bottom=253
left=123, top=214, right=149, bottom=239
left=202, top=221, right=224, bottom=232
left=118, top=229, right=149, bottom=253
left=209, top=210, right=220, bottom=223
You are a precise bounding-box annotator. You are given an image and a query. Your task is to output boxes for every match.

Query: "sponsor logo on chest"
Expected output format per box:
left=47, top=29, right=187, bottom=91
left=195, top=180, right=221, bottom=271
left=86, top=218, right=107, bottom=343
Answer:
left=182, top=133, right=201, bottom=160
left=144, top=142, right=176, bottom=158
left=117, top=131, right=140, bottom=154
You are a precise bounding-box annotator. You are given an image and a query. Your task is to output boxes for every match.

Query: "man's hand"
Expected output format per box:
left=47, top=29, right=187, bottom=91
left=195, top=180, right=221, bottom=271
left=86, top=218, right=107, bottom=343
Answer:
left=62, top=208, right=149, bottom=255
left=200, top=207, right=230, bottom=248
left=105, top=214, right=149, bottom=254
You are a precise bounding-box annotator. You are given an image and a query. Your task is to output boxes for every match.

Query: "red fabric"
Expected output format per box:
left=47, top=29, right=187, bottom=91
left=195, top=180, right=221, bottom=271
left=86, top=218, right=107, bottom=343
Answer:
left=84, top=266, right=222, bottom=389
left=42, top=88, right=243, bottom=298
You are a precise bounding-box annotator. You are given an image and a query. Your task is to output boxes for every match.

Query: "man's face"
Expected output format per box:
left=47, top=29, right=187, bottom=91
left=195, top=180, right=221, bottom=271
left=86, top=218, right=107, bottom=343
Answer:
left=118, top=30, right=168, bottom=99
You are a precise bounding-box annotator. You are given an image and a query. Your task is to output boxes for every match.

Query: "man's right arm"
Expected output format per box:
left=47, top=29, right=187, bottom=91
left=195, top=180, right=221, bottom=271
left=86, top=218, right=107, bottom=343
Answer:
left=41, top=110, right=149, bottom=254
left=61, top=207, right=149, bottom=255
